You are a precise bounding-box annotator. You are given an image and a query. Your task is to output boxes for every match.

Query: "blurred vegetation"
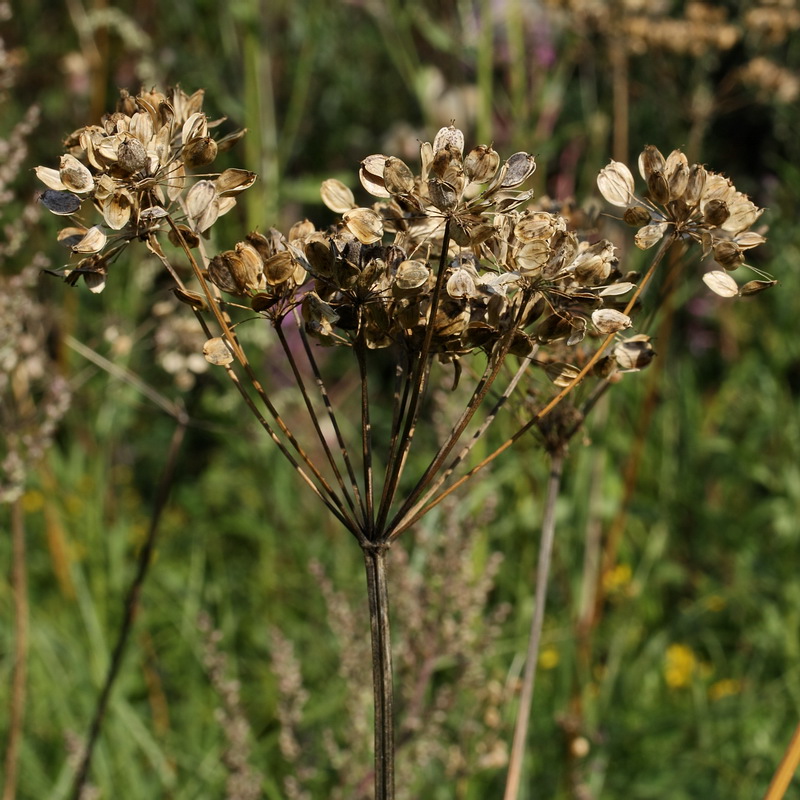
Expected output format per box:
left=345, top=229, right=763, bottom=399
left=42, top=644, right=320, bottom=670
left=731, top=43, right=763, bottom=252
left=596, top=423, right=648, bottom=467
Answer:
left=2, top=0, right=799, bottom=798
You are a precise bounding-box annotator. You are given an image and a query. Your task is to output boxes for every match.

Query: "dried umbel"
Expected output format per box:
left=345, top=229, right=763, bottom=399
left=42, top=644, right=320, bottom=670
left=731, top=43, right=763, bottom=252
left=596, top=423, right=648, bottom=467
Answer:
left=597, top=146, right=773, bottom=296
left=36, top=86, right=253, bottom=292
left=197, top=125, right=637, bottom=378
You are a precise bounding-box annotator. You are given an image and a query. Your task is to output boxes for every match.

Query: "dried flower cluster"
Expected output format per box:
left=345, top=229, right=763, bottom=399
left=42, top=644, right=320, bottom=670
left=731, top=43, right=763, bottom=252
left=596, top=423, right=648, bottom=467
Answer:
left=35, top=86, right=253, bottom=292
left=597, top=145, right=773, bottom=297
left=201, top=124, right=640, bottom=381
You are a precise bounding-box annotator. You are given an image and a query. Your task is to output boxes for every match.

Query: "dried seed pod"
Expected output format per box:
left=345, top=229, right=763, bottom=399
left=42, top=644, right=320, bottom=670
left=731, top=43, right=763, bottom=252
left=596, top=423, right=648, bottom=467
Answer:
left=544, top=362, right=581, bottom=387
left=186, top=180, right=219, bottom=232
left=57, top=226, right=88, bottom=248
left=263, top=251, right=296, bottom=285
left=499, top=152, right=536, bottom=188
left=702, top=270, right=739, bottom=297
left=432, top=124, right=465, bottom=156
left=536, top=312, right=576, bottom=343
left=359, top=155, right=391, bottom=198
left=684, top=164, right=707, bottom=206
left=638, top=145, right=666, bottom=181
left=646, top=170, right=670, bottom=205
left=216, top=168, right=257, bottom=195
left=665, top=150, right=689, bottom=200
left=321, top=178, right=355, bottom=213
left=614, top=334, right=655, bottom=370
left=713, top=240, right=744, bottom=270
left=168, top=224, right=201, bottom=249
left=597, top=161, right=635, bottom=208
left=623, top=205, right=651, bottom=226
left=59, top=154, right=94, bottom=193
left=514, top=211, right=560, bottom=242
left=203, top=337, right=235, bottom=366
left=343, top=208, right=384, bottom=244
left=446, top=268, right=477, bottom=298
left=172, top=287, right=207, bottom=310
left=183, top=136, right=218, bottom=168
left=117, top=137, right=148, bottom=174
left=71, top=225, right=107, bottom=254
left=305, top=237, right=336, bottom=278
left=734, top=231, right=767, bottom=250
left=573, top=244, right=614, bottom=284
left=434, top=300, right=470, bottom=338
left=739, top=279, right=777, bottom=296
left=39, top=189, right=82, bottom=215
left=508, top=330, right=535, bottom=357
left=634, top=221, right=669, bottom=250
left=703, top=198, right=730, bottom=228
left=464, top=145, right=500, bottom=183
left=302, top=291, right=340, bottom=338
left=591, top=308, right=632, bottom=334
left=289, top=219, right=315, bottom=241
left=427, top=178, right=458, bottom=212
left=383, top=157, right=415, bottom=195
left=35, top=166, right=67, bottom=191
left=208, top=250, right=247, bottom=294
left=431, top=144, right=463, bottom=182
left=246, top=230, right=281, bottom=261
left=234, top=242, right=265, bottom=287
left=102, top=189, right=134, bottom=230
left=393, top=260, right=430, bottom=295
left=514, top=240, right=550, bottom=276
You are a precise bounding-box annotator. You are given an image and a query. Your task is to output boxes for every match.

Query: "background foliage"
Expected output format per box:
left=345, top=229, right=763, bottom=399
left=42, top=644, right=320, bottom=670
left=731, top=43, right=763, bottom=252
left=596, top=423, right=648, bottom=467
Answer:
left=2, top=0, right=799, bottom=798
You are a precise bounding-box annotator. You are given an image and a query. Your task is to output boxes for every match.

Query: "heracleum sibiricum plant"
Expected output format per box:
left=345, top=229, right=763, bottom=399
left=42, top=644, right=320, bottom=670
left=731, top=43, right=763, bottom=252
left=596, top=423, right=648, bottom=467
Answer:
left=35, top=86, right=773, bottom=799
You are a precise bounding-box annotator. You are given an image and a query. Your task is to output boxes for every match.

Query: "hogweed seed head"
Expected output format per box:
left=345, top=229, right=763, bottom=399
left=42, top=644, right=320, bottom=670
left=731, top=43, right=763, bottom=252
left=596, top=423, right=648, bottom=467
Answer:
left=597, top=145, right=770, bottom=296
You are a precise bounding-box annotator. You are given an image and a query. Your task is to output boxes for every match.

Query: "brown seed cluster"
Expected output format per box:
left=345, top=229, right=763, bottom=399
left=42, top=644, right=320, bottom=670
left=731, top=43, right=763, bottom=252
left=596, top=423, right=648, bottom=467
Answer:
left=597, top=145, right=772, bottom=297
left=36, top=87, right=253, bottom=292
left=207, top=125, right=638, bottom=377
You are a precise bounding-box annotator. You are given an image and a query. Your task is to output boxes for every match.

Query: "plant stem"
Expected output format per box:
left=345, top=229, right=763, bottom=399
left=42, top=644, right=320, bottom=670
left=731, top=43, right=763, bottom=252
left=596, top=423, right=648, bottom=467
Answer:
left=2, top=497, right=28, bottom=800
left=504, top=450, right=565, bottom=800
left=363, top=543, right=395, bottom=800
left=763, top=721, right=800, bottom=800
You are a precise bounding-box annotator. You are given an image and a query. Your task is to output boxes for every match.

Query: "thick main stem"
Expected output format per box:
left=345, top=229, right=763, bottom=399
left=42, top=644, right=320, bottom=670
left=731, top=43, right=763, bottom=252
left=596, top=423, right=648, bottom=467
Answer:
left=363, top=544, right=395, bottom=800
